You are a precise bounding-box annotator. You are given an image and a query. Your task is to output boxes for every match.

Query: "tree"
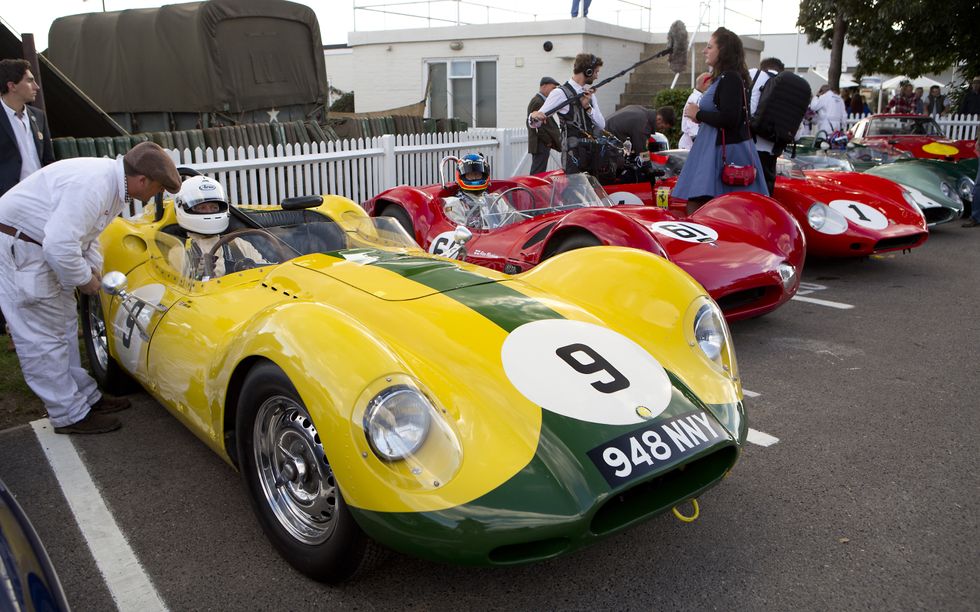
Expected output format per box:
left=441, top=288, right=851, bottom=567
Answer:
left=797, top=0, right=871, bottom=91
left=797, top=0, right=980, bottom=88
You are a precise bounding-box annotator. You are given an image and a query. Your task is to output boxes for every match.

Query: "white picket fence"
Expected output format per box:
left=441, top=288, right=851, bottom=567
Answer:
left=842, top=113, right=978, bottom=140
left=160, top=129, right=531, bottom=208
left=152, top=113, right=977, bottom=212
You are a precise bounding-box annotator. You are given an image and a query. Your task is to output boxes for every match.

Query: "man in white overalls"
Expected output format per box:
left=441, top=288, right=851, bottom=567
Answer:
left=0, top=142, right=180, bottom=434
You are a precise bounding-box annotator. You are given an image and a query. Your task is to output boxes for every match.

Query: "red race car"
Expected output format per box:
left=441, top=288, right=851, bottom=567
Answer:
left=364, top=157, right=805, bottom=321
left=847, top=114, right=977, bottom=161
left=602, top=151, right=929, bottom=258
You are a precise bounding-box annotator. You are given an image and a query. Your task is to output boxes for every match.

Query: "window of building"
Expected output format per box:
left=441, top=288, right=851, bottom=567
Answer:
left=425, top=58, right=497, bottom=128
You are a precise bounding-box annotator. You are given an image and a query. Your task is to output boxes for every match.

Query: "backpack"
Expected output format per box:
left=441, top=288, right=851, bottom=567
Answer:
left=750, top=71, right=812, bottom=145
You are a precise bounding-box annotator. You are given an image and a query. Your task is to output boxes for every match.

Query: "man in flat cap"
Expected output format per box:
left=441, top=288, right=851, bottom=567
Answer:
left=0, top=141, right=180, bottom=434
left=527, top=76, right=562, bottom=174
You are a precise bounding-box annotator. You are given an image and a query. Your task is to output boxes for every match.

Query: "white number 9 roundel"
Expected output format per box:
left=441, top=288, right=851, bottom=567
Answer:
left=501, top=319, right=671, bottom=425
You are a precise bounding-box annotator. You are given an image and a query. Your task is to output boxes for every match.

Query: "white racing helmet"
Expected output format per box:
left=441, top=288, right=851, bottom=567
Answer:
left=174, top=176, right=229, bottom=235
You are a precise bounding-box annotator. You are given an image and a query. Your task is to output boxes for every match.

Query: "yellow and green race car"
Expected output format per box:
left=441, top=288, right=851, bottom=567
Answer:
left=83, top=175, right=747, bottom=582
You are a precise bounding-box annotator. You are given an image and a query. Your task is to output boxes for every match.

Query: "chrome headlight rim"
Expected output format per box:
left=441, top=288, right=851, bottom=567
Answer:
left=807, top=201, right=827, bottom=230
left=362, top=384, right=433, bottom=462
left=939, top=181, right=955, bottom=199
left=959, top=177, right=975, bottom=202
left=694, top=303, right=724, bottom=362
left=807, top=201, right=848, bottom=234
left=685, top=297, right=737, bottom=380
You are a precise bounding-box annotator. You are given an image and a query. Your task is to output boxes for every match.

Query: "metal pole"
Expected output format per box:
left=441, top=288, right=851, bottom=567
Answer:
left=21, top=34, right=45, bottom=112
left=795, top=29, right=800, bottom=73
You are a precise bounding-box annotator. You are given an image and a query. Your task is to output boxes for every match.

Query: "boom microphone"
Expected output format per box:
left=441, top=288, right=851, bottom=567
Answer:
left=535, top=21, right=690, bottom=121
left=666, top=20, right=689, bottom=74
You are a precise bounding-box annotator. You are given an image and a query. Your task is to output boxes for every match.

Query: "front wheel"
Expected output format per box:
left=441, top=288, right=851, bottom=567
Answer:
left=378, top=204, right=415, bottom=238
left=236, top=362, right=386, bottom=582
left=547, top=233, right=602, bottom=258
left=80, top=292, right=136, bottom=395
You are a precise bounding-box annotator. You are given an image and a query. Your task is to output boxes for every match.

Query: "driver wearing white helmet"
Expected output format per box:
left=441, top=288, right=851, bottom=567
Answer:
left=167, top=176, right=270, bottom=279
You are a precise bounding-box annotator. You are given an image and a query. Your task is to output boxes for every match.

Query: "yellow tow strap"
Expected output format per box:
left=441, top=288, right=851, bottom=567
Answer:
left=672, top=499, right=699, bottom=522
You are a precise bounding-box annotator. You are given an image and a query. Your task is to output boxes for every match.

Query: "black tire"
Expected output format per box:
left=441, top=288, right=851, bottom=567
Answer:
left=379, top=204, right=415, bottom=238
left=236, top=362, right=387, bottom=583
left=80, top=293, right=137, bottom=395
left=547, top=233, right=602, bottom=258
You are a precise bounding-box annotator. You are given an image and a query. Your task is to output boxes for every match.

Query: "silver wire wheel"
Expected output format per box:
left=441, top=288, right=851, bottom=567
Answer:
left=253, top=396, right=337, bottom=545
left=86, top=294, right=110, bottom=373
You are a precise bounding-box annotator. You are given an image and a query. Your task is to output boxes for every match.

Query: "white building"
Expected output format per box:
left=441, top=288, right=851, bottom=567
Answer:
left=325, top=19, right=685, bottom=129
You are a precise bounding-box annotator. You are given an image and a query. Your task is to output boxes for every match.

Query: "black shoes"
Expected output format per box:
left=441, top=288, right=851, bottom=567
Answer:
left=54, top=411, right=121, bottom=435
left=962, top=218, right=979, bottom=228
left=52, top=395, right=130, bottom=434
left=90, top=395, right=132, bottom=414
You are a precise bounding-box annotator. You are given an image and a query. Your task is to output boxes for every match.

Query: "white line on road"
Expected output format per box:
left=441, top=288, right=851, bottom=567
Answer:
left=746, top=428, right=780, bottom=447
left=31, top=419, right=167, bottom=612
left=742, top=390, right=779, bottom=446
left=791, top=295, right=855, bottom=309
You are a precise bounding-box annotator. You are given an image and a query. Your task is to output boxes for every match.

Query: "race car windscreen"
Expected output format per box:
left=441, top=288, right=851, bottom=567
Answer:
left=339, top=212, right=424, bottom=251
left=547, top=173, right=614, bottom=210
left=869, top=117, right=944, bottom=137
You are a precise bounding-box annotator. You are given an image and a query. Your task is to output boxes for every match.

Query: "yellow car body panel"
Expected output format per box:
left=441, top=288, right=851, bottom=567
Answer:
left=95, top=196, right=741, bottom=517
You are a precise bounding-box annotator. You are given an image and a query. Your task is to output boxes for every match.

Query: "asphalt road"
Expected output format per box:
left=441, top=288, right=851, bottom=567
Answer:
left=1, top=224, right=978, bottom=611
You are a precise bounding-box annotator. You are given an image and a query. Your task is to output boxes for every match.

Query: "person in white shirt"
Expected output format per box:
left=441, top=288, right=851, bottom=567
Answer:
left=0, top=142, right=180, bottom=434
left=809, top=84, right=848, bottom=138
left=1, top=58, right=56, bottom=346
left=749, top=57, right=786, bottom=196
left=0, top=59, right=54, bottom=196
left=528, top=53, right=606, bottom=175
left=679, top=73, right=712, bottom=149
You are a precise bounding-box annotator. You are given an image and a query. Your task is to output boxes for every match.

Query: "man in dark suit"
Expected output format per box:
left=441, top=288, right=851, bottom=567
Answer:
left=1, top=58, right=55, bottom=343
left=527, top=76, right=561, bottom=174
left=1, top=59, right=54, bottom=196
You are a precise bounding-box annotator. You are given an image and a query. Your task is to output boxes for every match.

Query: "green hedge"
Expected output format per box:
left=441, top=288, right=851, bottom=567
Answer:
left=654, top=87, right=693, bottom=148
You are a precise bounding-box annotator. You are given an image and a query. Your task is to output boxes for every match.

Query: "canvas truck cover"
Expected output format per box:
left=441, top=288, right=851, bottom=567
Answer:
left=46, top=0, right=327, bottom=114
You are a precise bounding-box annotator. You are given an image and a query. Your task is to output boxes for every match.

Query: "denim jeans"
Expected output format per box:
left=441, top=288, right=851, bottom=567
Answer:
left=571, top=0, right=591, bottom=17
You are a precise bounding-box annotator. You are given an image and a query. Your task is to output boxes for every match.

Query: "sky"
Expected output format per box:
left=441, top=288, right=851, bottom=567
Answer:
left=1, top=1, right=802, bottom=51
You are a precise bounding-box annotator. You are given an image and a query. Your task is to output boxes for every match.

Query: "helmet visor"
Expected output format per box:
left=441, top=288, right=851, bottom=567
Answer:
left=460, top=158, right=488, bottom=176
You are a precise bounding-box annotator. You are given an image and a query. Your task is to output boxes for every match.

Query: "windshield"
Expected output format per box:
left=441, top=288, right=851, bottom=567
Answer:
left=443, top=174, right=615, bottom=230
left=648, top=150, right=688, bottom=177
left=784, top=154, right=855, bottom=173
left=868, top=117, right=944, bottom=137
left=846, top=142, right=912, bottom=164
left=775, top=158, right=810, bottom=178
left=154, top=213, right=421, bottom=283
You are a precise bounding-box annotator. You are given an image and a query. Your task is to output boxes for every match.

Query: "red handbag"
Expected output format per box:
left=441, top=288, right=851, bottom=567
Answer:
left=719, top=80, right=757, bottom=187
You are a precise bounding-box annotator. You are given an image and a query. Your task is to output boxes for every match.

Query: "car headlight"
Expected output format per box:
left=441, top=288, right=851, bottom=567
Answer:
left=807, top=201, right=826, bottom=229
left=959, top=177, right=975, bottom=202
left=688, top=299, right=737, bottom=380
left=363, top=385, right=432, bottom=461
left=807, top=202, right=847, bottom=234
left=939, top=181, right=955, bottom=199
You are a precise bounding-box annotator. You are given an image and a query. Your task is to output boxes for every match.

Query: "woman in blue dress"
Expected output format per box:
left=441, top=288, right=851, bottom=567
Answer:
left=674, top=27, right=768, bottom=213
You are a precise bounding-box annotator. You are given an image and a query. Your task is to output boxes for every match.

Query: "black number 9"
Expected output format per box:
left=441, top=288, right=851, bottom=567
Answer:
left=555, top=343, right=630, bottom=393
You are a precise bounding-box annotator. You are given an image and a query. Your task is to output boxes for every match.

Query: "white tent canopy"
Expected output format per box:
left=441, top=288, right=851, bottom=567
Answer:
left=880, top=75, right=944, bottom=90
